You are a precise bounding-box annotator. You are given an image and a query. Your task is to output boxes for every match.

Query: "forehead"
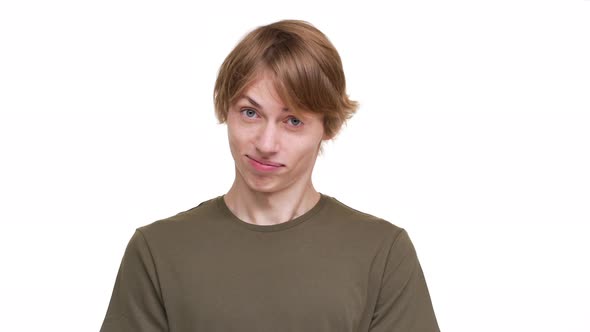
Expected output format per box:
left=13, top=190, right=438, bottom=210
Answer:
left=233, top=69, right=325, bottom=122
left=236, top=76, right=307, bottom=115
left=240, top=74, right=286, bottom=108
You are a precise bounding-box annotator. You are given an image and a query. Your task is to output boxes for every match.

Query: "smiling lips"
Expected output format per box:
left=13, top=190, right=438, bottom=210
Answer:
left=246, top=155, right=284, bottom=172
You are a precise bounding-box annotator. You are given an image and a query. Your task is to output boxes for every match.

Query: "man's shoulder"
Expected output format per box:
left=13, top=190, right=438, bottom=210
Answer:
left=135, top=196, right=222, bottom=242
left=323, top=194, right=404, bottom=237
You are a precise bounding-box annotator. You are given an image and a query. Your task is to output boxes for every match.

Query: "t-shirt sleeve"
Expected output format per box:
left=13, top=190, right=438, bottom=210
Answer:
left=368, top=229, right=440, bottom=332
left=100, top=230, right=168, bottom=332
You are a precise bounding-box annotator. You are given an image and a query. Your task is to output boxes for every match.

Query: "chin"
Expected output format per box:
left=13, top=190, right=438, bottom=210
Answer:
left=245, top=178, right=281, bottom=193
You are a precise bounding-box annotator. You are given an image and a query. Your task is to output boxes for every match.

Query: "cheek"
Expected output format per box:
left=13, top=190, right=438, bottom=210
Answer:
left=227, top=127, right=245, bottom=158
left=227, top=122, right=249, bottom=146
left=228, top=114, right=258, bottom=134
left=289, top=141, right=320, bottom=164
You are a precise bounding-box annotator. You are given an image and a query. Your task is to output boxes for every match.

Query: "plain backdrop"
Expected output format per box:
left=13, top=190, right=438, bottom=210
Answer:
left=1, top=0, right=589, bottom=331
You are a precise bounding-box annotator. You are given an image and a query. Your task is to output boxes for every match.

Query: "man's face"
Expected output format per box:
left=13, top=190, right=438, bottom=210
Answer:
left=226, top=72, right=327, bottom=194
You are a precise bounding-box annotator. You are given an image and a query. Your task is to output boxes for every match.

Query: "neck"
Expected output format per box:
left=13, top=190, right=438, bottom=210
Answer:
left=223, top=174, right=321, bottom=226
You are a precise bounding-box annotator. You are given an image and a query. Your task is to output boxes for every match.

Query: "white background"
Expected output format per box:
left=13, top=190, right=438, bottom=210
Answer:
left=1, top=0, right=589, bottom=331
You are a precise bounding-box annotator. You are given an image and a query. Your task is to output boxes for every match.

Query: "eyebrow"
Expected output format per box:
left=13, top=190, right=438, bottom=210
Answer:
left=243, top=95, right=290, bottom=112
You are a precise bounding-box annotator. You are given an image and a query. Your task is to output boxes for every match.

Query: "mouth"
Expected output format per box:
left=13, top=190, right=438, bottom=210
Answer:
left=246, top=155, right=285, bottom=167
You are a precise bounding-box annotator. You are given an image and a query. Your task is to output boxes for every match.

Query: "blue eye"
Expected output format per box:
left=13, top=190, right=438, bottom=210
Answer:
left=288, top=117, right=303, bottom=127
left=242, top=109, right=257, bottom=118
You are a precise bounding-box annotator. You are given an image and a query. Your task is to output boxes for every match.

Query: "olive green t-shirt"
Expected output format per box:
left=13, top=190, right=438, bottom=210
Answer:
left=100, top=193, right=439, bottom=332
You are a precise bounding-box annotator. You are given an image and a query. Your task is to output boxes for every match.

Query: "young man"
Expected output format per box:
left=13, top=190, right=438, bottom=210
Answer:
left=100, top=20, right=440, bottom=332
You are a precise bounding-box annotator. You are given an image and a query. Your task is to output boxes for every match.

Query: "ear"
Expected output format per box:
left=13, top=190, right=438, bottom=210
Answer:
left=322, top=129, right=336, bottom=141
left=321, top=120, right=343, bottom=141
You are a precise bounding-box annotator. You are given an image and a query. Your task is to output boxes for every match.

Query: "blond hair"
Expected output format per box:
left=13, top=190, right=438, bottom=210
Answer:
left=213, top=20, right=358, bottom=140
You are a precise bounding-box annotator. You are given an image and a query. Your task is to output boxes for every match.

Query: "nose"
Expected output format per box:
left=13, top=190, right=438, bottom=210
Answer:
left=255, top=122, right=280, bottom=155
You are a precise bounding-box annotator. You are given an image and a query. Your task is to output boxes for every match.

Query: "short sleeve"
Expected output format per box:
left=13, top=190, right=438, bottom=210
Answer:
left=100, top=230, right=168, bottom=332
left=369, top=229, right=440, bottom=332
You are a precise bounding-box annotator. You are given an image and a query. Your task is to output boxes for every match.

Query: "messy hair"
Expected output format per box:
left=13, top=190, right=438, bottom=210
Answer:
left=213, top=19, right=358, bottom=140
